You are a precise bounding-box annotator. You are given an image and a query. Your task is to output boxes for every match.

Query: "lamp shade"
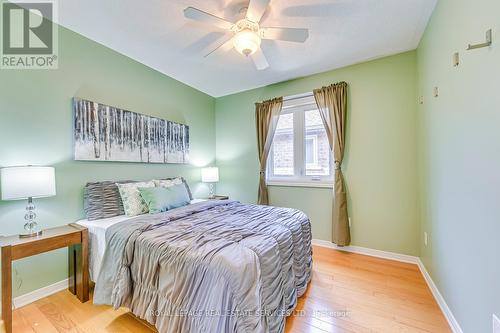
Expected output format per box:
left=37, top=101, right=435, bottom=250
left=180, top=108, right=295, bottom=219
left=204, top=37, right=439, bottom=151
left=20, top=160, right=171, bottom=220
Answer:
left=233, top=29, right=261, bottom=56
left=1, top=166, right=56, bottom=201
left=201, top=167, right=219, bottom=183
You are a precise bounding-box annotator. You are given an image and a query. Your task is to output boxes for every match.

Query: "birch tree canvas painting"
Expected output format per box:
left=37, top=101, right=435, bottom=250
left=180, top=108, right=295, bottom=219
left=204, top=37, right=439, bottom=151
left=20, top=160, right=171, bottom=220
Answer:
left=73, top=98, right=189, bottom=163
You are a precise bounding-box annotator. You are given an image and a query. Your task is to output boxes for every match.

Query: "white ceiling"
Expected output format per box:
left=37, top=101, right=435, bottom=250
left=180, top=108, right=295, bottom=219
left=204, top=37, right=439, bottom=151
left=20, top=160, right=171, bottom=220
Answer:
left=56, top=0, right=437, bottom=97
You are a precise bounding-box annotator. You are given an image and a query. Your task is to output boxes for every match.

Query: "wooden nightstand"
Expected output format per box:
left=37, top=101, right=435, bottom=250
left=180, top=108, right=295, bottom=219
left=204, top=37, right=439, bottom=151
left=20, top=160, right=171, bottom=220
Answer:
left=210, top=195, right=229, bottom=200
left=0, top=224, right=89, bottom=333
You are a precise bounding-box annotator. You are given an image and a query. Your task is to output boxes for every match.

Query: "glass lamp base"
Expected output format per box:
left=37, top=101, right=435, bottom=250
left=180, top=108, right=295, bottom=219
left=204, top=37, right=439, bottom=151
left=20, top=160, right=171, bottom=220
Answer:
left=208, top=183, right=216, bottom=199
left=21, top=198, right=43, bottom=238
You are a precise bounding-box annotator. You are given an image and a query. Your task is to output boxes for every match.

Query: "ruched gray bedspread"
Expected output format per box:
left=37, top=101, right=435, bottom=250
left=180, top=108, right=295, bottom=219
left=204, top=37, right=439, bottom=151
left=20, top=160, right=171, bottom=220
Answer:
left=94, top=200, right=312, bottom=333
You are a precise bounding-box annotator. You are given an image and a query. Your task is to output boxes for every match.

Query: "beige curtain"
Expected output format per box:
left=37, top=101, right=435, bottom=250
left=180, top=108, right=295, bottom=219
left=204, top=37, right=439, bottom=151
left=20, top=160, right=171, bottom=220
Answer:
left=313, top=82, right=350, bottom=246
left=255, top=97, right=283, bottom=205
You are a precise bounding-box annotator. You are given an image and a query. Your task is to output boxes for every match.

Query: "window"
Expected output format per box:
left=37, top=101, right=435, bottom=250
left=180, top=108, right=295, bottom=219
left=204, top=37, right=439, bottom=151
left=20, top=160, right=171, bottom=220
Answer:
left=267, top=94, right=333, bottom=187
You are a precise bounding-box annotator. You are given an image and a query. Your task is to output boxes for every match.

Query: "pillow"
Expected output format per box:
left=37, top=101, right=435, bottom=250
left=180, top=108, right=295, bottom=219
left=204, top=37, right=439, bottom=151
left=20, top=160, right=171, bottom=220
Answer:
left=116, top=181, right=155, bottom=216
left=83, top=180, right=134, bottom=220
left=154, top=177, right=182, bottom=188
left=154, top=177, right=193, bottom=200
left=138, top=184, right=190, bottom=214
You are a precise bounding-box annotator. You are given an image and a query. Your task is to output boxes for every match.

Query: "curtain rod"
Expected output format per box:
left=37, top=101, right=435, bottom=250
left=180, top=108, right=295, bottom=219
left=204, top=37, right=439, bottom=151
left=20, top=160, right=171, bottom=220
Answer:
left=283, top=92, right=313, bottom=102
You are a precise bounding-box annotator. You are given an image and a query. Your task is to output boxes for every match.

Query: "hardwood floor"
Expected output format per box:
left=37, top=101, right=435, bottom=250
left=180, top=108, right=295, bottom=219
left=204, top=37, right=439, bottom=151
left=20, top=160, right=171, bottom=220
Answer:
left=12, top=245, right=451, bottom=333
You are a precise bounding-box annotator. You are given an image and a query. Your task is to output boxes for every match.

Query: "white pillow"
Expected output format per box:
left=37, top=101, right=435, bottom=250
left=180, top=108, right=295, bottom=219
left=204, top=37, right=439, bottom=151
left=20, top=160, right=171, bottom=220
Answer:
left=116, top=181, right=155, bottom=216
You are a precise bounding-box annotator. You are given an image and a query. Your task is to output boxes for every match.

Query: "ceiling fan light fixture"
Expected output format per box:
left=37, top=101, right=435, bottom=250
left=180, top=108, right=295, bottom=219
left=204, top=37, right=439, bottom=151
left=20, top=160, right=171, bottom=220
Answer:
left=233, top=29, right=261, bottom=56
left=183, top=3, right=309, bottom=70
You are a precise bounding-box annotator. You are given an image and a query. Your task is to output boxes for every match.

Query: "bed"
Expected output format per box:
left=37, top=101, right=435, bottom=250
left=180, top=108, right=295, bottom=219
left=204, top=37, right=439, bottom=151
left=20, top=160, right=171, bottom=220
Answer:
left=77, top=180, right=312, bottom=333
left=76, top=199, right=206, bottom=281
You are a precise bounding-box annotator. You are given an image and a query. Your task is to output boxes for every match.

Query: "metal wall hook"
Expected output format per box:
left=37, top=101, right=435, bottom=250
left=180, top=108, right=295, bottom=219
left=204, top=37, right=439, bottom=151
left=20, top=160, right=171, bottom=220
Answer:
left=467, top=29, right=492, bottom=50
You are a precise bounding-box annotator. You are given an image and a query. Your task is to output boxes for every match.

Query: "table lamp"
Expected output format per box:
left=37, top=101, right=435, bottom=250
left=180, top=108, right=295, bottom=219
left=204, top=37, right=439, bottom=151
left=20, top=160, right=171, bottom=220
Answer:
left=201, top=167, right=219, bottom=199
left=1, top=166, right=56, bottom=238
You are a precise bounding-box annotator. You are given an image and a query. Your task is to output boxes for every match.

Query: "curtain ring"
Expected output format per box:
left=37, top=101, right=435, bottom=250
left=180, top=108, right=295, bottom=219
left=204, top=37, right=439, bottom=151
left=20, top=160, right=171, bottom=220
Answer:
left=334, top=161, right=341, bottom=170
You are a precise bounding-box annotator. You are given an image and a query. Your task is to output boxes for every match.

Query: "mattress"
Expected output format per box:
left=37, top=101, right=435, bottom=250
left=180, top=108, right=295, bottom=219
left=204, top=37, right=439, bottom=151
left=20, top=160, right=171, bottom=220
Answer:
left=76, top=215, right=132, bottom=281
left=76, top=199, right=206, bottom=281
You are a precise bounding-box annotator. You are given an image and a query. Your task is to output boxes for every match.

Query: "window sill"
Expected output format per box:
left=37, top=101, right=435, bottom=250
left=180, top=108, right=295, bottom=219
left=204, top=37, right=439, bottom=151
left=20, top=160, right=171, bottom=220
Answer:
left=266, top=181, right=333, bottom=189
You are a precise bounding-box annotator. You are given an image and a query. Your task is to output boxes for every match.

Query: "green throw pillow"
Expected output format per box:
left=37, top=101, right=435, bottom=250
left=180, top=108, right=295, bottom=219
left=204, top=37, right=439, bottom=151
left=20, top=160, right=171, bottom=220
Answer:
left=138, top=184, right=190, bottom=214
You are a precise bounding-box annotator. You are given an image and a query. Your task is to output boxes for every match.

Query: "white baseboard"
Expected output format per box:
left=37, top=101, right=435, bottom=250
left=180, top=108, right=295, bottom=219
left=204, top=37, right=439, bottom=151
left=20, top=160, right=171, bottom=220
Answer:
left=493, top=314, right=500, bottom=333
left=12, top=278, right=69, bottom=310
left=417, top=259, right=464, bottom=333
left=311, top=238, right=419, bottom=264
left=312, top=239, right=463, bottom=333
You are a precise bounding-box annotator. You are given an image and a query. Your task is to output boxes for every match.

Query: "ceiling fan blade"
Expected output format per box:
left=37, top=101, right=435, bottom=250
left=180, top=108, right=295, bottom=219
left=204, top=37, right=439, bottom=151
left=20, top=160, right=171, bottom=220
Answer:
left=246, top=0, right=270, bottom=23
left=204, top=37, right=234, bottom=57
left=260, top=27, right=309, bottom=43
left=184, top=7, right=234, bottom=30
left=251, top=48, right=269, bottom=70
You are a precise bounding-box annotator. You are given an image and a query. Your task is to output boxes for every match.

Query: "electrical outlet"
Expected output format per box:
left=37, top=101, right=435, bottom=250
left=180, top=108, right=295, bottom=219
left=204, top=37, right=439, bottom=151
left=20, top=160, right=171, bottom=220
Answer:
left=433, top=87, right=439, bottom=98
left=453, top=52, right=460, bottom=67
left=493, top=314, right=500, bottom=333
left=424, top=232, right=428, bottom=246
left=348, top=217, right=352, bottom=228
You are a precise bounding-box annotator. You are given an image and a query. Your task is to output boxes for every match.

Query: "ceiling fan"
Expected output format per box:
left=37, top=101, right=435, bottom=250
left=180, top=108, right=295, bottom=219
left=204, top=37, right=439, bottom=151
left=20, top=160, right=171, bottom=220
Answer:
left=183, top=0, right=309, bottom=70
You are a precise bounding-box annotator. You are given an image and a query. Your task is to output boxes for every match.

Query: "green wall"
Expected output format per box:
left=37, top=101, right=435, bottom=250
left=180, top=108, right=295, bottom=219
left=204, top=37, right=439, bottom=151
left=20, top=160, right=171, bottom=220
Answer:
left=215, top=51, right=420, bottom=256
left=417, top=0, right=500, bottom=331
left=0, top=25, right=215, bottom=297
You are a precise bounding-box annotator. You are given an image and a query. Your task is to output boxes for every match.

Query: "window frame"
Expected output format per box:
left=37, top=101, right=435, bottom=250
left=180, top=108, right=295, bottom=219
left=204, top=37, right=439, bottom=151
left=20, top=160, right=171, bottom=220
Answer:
left=266, top=94, right=333, bottom=188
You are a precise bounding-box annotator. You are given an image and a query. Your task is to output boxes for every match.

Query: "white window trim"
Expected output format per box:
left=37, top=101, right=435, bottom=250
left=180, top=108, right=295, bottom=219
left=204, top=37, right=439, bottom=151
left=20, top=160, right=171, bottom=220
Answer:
left=266, top=93, right=333, bottom=188
left=266, top=180, right=333, bottom=188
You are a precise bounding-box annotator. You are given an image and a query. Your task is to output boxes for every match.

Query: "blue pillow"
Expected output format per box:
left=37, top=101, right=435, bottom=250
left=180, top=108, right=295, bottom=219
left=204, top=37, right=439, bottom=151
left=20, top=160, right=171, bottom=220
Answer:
left=138, top=184, right=190, bottom=214
left=164, top=183, right=191, bottom=209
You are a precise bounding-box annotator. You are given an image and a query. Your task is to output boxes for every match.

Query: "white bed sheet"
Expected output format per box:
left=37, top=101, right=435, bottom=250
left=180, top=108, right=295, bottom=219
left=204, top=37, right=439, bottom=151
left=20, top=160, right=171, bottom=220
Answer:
left=76, top=199, right=206, bottom=281
left=76, top=215, right=132, bottom=281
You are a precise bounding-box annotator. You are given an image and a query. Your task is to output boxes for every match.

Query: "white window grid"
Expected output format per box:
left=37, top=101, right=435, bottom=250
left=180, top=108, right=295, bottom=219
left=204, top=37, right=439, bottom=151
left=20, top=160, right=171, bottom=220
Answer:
left=267, top=94, right=333, bottom=188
